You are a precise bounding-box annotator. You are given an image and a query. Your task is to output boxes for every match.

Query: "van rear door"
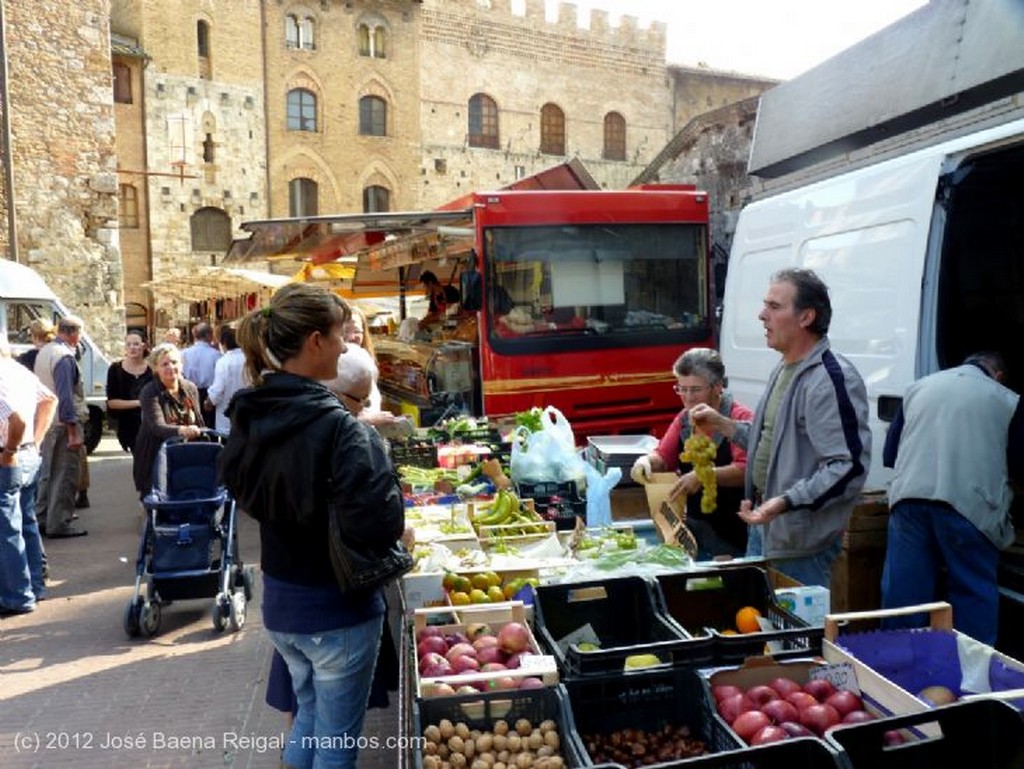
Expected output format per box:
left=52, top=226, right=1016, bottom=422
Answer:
left=721, top=152, right=944, bottom=491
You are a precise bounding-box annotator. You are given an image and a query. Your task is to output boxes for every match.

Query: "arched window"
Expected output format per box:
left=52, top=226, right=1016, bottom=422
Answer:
left=190, top=207, right=232, bottom=252
left=362, top=185, right=390, bottom=213
left=359, top=96, right=387, bottom=136
left=468, top=93, right=499, bottom=149
left=358, top=23, right=386, bottom=58
left=287, top=88, right=317, bottom=132
left=289, top=178, right=318, bottom=217
left=286, top=15, right=316, bottom=49
left=197, top=20, right=211, bottom=79
left=540, top=103, right=565, bottom=155
left=119, top=184, right=139, bottom=229
left=603, top=112, right=626, bottom=161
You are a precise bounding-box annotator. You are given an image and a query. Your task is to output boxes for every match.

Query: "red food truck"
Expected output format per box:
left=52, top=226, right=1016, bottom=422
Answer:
left=230, top=185, right=713, bottom=439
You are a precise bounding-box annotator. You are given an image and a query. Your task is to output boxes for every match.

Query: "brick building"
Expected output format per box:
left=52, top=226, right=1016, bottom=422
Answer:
left=1, top=0, right=776, bottom=348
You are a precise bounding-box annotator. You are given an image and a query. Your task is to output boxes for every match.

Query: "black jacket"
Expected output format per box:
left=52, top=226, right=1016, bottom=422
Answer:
left=218, top=372, right=405, bottom=587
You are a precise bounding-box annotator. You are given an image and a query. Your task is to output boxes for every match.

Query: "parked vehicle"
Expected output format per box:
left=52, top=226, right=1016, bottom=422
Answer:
left=0, top=259, right=110, bottom=452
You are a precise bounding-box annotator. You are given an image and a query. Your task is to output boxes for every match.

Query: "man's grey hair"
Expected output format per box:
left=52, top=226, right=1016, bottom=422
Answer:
left=57, top=315, right=84, bottom=334
left=323, top=344, right=377, bottom=395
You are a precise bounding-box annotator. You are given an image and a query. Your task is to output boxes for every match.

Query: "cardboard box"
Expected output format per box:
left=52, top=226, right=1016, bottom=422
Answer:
left=643, top=472, right=683, bottom=517
left=775, top=585, right=831, bottom=626
left=402, top=572, right=447, bottom=609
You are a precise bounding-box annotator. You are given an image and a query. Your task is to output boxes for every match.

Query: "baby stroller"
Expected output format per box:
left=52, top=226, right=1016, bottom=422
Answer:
left=124, top=432, right=253, bottom=638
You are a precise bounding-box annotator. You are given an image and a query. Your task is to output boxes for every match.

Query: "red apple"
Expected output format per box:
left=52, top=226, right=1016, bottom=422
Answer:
left=786, top=691, right=818, bottom=712
left=505, top=651, right=533, bottom=670
left=779, top=721, right=814, bottom=738
left=416, top=626, right=445, bottom=643
left=420, top=659, right=454, bottom=678
left=761, top=699, right=799, bottom=725
left=733, top=710, right=772, bottom=742
left=718, top=693, right=756, bottom=725
left=445, top=643, right=477, bottom=664
left=883, top=730, right=906, bottom=746
left=712, top=684, right=744, bottom=703
left=476, top=646, right=508, bottom=666
left=455, top=684, right=480, bottom=695
left=480, top=662, right=507, bottom=673
left=418, top=652, right=449, bottom=674
left=803, top=678, right=837, bottom=702
left=472, top=635, right=500, bottom=652
left=426, top=682, right=456, bottom=697
left=444, top=632, right=470, bottom=647
left=800, top=703, right=841, bottom=736
left=417, top=635, right=449, bottom=659
left=747, top=685, right=780, bottom=707
left=825, top=690, right=864, bottom=718
left=450, top=655, right=480, bottom=674
left=750, top=725, right=790, bottom=745
left=840, top=710, right=874, bottom=724
left=769, top=677, right=804, bottom=699
left=487, top=676, right=519, bottom=691
left=517, top=677, right=545, bottom=689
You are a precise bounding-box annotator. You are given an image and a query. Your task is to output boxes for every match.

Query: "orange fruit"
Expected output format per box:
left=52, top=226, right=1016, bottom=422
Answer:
left=451, top=575, right=472, bottom=594
left=442, top=572, right=460, bottom=591
left=450, top=591, right=471, bottom=606
left=720, top=629, right=738, bottom=636
left=469, top=588, right=490, bottom=604
left=486, top=585, right=505, bottom=603
left=484, top=571, right=502, bottom=588
left=736, top=606, right=762, bottom=634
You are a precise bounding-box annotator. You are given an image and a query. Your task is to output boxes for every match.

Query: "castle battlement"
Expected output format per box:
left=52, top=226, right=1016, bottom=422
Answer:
left=423, top=0, right=666, bottom=57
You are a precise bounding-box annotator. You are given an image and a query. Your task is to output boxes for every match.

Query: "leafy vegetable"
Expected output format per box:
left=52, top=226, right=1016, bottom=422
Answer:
left=514, top=407, right=544, bottom=433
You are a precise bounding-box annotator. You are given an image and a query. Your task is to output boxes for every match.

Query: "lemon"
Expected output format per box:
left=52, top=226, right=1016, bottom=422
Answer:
left=450, top=591, right=471, bottom=606
left=624, top=654, right=661, bottom=669
left=469, top=588, right=490, bottom=604
left=470, top=573, right=492, bottom=591
left=486, top=585, right=505, bottom=603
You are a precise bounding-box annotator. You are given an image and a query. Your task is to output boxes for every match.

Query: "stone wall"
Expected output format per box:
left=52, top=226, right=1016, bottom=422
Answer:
left=416, top=0, right=670, bottom=207
left=669, top=66, right=777, bottom=133
left=3, top=0, right=124, bottom=356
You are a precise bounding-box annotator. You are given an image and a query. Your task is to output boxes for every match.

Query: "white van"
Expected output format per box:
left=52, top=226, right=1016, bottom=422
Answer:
left=721, top=112, right=1024, bottom=493
left=0, top=259, right=109, bottom=452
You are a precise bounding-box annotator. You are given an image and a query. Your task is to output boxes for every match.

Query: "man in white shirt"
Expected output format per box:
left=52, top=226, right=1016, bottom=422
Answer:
left=207, top=325, right=247, bottom=434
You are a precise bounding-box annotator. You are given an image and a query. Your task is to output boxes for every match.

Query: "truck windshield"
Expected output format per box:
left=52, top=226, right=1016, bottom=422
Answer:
left=483, top=222, right=708, bottom=353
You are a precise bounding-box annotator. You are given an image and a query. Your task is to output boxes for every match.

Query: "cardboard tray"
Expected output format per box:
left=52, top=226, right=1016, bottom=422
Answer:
left=412, top=601, right=559, bottom=698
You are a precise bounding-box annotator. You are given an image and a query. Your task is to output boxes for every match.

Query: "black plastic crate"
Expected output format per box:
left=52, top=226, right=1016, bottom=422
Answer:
left=518, top=480, right=588, bottom=531
left=651, top=566, right=822, bottom=664
left=391, top=441, right=439, bottom=469
left=532, top=576, right=714, bottom=677
left=566, top=665, right=742, bottom=767
left=645, top=738, right=844, bottom=769
left=825, top=698, right=1024, bottom=769
left=412, top=685, right=587, bottom=769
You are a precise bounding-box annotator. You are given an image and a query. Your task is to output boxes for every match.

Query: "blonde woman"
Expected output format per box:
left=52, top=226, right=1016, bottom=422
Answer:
left=131, top=344, right=203, bottom=497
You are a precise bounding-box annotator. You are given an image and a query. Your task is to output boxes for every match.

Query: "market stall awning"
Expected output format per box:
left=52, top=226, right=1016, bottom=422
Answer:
left=142, top=266, right=291, bottom=304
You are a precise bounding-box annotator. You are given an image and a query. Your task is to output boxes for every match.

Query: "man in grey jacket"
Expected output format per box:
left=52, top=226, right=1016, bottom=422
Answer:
left=880, top=351, right=1023, bottom=644
left=692, top=268, right=871, bottom=586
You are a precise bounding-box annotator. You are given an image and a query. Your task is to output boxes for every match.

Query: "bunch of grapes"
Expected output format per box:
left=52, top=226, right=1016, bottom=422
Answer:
left=680, top=433, right=718, bottom=513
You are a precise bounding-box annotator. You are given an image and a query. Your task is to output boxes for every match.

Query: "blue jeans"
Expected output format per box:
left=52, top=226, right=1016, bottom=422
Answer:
left=748, top=522, right=840, bottom=588
left=0, top=448, right=45, bottom=609
left=269, top=615, right=384, bottom=769
left=881, top=500, right=999, bottom=645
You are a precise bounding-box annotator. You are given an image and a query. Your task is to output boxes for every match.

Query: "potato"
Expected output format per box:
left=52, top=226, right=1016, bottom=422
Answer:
left=526, top=732, right=543, bottom=751
left=493, top=720, right=510, bottom=736
left=471, top=761, right=489, bottom=769
left=538, top=720, right=557, bottom=734
left=505, top=734, right=522, bottom=753
left=515, top=719, right=533, bottom=736
left=492, top=734, right=508, bottom=752
left=514, top=753, right=533, bottom=769
left=543, top=731, right=559, bottom=750
left=476, top=734, right=494, bottom=753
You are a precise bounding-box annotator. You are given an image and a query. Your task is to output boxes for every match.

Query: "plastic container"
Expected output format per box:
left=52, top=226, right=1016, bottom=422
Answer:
left=825, top=698, right=1024, bottom=769
left=651, top=566, right=822, bottom=663
left=391, top=441, right=439, bottom=469
left=532, top=576, right=713, bottom=677
left=566, top=665, right=742, bottom=767
left=639, top=738, right=845, bottom=769
left=517, top=479, right=588, bottom=531
left=412, top=684, right=587, bottom=769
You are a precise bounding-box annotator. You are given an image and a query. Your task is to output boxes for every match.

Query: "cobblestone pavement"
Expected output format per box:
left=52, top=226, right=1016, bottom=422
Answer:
left=0, top=436, right=401, bottom=769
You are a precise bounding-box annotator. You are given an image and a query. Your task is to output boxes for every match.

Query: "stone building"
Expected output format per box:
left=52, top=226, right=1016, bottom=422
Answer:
left=0, top=1, right=124, bottom=354
left=2, top=0, right=777, bottom=346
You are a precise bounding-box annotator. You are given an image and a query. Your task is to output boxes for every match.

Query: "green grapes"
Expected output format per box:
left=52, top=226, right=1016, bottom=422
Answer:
left=680, top=433, right=717, bottom=514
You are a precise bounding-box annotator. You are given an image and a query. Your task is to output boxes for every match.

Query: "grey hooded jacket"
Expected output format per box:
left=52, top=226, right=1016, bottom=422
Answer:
left=733, top=337, right=871, bottom=559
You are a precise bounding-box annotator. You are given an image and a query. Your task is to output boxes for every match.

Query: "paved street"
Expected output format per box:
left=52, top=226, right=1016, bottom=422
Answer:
left=0, top=435, right=401, bottom=769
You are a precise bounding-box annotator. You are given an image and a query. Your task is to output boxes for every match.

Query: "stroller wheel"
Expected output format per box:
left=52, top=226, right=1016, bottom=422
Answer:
left=140, top=600, right=162, bottom=637
left=212, top=592, right=229, bottom=632
left=123, top=598, right=142, bottom=639
left=229, top=592, right=247, bottom=632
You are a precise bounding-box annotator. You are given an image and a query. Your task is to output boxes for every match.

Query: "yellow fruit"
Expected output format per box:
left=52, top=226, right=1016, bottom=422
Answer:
left=442, top=572, right=460, bottom=591
left=450, top=591, right=471, bottom=606
left=451, top=575, right=472, bottom=594
left=736, top=606, right=762, bottom=634
left=470, top=573, right=492, bottom=591
left=484, top=571, right=502, bottom=588
left=624, top=654, right=662, bottom=669
left=503, top=579, right=525, bottom=600
left=720, top=629, right=738, bottom=636
left=469, top=588, right=490, bottom=604
left=487, top=585, right=505, bottom=603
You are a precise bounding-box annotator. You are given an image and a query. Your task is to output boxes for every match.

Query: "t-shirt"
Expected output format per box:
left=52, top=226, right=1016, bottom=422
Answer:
left=752, top=362, right=799, bottom=495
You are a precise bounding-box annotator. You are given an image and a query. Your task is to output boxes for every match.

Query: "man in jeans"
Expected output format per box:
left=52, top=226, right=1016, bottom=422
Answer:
left=34, top=316, right=89, bottom=538
left=0, top=343, right=57, bottom=615
left=691, top=268, right=871, bottom=587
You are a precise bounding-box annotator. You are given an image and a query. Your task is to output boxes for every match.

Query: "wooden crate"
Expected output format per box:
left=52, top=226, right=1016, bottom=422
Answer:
left=831, top=493, right=890, bottom=614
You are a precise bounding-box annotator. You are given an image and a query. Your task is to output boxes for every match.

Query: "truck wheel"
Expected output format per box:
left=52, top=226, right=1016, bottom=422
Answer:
left=84, top=407, right=104, bottom=454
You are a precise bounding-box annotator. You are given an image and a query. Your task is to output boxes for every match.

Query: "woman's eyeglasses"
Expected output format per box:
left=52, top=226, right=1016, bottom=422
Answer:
left=673, top=384, right=709, bottom=395
left=340, top=392, right=372, bottom=409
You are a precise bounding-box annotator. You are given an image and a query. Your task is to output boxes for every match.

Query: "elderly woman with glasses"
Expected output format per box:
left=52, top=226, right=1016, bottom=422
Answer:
left=630, top=347, right=754, bottom=558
